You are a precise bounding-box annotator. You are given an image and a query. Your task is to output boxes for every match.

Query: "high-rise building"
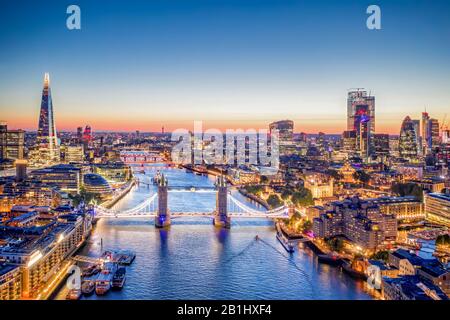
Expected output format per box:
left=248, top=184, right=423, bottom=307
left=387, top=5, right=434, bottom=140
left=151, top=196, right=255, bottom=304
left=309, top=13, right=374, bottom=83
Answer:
left=399, top=116, right=419, bottom=161
left=37, top=73, right=59, bottom=163
left=82, top=125, right=92, bottom=148
left=15, top=159, right=28, bottom=182
left=65, top=145, right=85, bottom=163
left=76, top=126, right=83, bottom=142
left=347, top=90, right=375, bottom=159
left=421, top=112, right=430, bottom=155
left=342, top=130, right=357, bottom=153
left=0, top=121, right=7, bottom=160
left=269, top=120, right=294, bottom=156
left=6, top=129, right=25, bottom=160
left=411, top=119, right=422, bottom=156
left=428, top=118, right=440, bottom=150
left=0, top=122, right=25, bottom=161
left=373, top=133, right=390, bottom=157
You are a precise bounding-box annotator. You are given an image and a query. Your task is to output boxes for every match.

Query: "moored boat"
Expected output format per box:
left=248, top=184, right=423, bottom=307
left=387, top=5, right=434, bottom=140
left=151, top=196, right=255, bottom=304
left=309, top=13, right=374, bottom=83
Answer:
left=81, top=280, right=95, bottom=296
left=112, top=267, right=126, bottom=289
left=95, top=262, right=117, bottom=295
left=276, top=232, right=295, bottom=253
left=317, top=253, right=343, bottom=266
left=66, top=289, right=82, bottom=300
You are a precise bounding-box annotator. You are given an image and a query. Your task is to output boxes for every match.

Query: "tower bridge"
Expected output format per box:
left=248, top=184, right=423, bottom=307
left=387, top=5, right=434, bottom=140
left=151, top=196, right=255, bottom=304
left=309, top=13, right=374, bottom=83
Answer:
left=94, top=175, right=291, bottom=228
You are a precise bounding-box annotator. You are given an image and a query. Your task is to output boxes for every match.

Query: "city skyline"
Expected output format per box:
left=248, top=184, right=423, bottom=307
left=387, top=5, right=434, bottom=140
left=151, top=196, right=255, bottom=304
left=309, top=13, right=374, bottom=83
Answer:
left=1, top=0, right=450, bottom=134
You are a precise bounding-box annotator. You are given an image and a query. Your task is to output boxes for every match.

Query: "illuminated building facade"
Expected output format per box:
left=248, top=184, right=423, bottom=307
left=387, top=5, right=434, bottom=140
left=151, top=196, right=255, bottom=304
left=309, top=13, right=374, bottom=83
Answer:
left=399, top=116, right=419, bottom=161
left=303, top=172, right=334, bottom=199
left=0, top=217, right=87, bottom=299
left=83, top=174, right=113, bottom=199
left=424, top=192, right=450, bottom=226
left=269, top=120, right=294, bottom=156
left=342, top=130, right=357, bottom=154
left=0, top=122, right=24, bottom=161
left=65, top=145, right=84, bottom=163
left=313, top=197, right=397, bottom=252
left=0, top=264, right=21, bottom=300
left=373, top=133, right=390, bottom=158
left=36, top=73, right=59, bottom=164
left=30, top=164, right=82, bottom=194
left=347, top=90, right=375, bottom=159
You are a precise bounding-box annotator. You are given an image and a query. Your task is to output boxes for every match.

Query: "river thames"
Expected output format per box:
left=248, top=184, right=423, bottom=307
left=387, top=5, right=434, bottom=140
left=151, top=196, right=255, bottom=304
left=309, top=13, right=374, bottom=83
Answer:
left=56, top=165, right=374, bottom=300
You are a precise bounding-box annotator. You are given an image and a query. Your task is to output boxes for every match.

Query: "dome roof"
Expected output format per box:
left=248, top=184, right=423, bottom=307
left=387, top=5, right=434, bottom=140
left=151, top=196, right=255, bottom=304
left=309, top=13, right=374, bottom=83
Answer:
left=83, top=173, right=112, bottom=194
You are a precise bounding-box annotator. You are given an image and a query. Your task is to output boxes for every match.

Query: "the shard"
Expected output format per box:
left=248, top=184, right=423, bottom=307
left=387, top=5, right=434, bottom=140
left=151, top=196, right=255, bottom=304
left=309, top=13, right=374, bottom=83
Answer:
left=37, top=73, right=59, bottom=162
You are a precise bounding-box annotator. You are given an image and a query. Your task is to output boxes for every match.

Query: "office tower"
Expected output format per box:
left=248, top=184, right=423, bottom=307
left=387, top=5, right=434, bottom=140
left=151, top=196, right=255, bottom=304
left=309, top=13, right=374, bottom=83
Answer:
left=6, top=129, right=25, bottom=159
left=342, top=130, right=357, bottom=153
left=37, top=73, right=59, bottom=163
left=0, top=121, right=7, bottom=160
left=347, top=89, right=375, bottom=158
left=65, top=145, right=85, bottom=163
left=428, top=118, right=440, bottom=150
left=269, top=120, right=294, bottom=156
left=77, top=126, right=83, bottom=142
left=359, top=117, right=371, bottom=159
left=15, top=159, right=28, bottom=182
left=399, top=116, right=418, bottom=161
left=411, top=119, right=422, bottom=156
left=373, top=133, right=390, bottom=157
left=83, top=125, right=92, bottom=143
left=421, top=112, right=429, bottom=154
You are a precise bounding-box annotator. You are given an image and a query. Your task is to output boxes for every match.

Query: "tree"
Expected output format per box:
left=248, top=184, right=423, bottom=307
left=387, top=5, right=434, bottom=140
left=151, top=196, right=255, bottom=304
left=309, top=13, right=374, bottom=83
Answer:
left=327, top=238, right=344, bottom=252
left=69, top=186, right=99, bottom=207
left=267, top=194, right=283, bottom=209
left=370, top=250, right=389, bottom=262
left=281, top=189, right=293, bottom=200
left=391, top=183, right=423, bottom=201
left=291, top=187, right=314, bottom=207
left=353, top=171, right=371, bottom=185
left=245, top=185, right=263, bottom=196
left=302, top=220, right=312, bottom=232
left=325, top=169, right=343, bottom=181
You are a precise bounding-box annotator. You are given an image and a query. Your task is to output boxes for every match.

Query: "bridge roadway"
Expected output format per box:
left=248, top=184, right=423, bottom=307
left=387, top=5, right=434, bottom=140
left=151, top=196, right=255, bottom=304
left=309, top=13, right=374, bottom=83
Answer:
left=96, top=212, right=288, bottom=219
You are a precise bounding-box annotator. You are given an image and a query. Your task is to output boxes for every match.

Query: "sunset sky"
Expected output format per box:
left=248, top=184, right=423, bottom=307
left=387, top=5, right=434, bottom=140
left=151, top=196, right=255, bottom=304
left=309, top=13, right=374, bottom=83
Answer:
left=1, top=0, right=449, bottom=134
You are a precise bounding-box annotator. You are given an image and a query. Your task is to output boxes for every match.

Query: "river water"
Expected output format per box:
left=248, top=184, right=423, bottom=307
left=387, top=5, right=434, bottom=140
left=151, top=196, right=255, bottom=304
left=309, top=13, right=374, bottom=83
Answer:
left=56, top=165, right=373, bottom=300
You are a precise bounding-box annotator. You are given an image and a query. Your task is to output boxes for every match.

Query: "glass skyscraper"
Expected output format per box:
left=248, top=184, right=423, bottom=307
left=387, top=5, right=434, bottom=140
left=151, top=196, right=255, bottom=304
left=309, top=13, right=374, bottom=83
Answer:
left=347, top=89, right=375, bottom=160
left=37, top=73, right=59, bottom=163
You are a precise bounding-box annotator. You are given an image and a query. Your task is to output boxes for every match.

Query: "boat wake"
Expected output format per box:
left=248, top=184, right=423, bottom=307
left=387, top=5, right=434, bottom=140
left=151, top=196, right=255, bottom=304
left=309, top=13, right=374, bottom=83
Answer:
left=223, top=236, right=317, bottom=298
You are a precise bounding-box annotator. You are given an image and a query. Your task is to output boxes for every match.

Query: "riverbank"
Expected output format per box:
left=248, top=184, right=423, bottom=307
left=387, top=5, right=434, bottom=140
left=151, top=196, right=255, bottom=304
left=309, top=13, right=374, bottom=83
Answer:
left=238, top=189, right=270, bottom=209
left=101, top=179, right=136, bottom=209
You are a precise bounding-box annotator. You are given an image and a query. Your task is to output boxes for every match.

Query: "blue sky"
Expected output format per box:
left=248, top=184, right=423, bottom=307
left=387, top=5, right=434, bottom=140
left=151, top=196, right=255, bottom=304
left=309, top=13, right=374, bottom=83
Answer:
left=0, top=0, right=449, bottom=133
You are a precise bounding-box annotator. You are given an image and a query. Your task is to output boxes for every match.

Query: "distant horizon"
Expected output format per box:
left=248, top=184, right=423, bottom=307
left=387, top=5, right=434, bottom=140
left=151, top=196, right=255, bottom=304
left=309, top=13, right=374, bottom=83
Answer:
left=1, top=0, right=449, bottom=135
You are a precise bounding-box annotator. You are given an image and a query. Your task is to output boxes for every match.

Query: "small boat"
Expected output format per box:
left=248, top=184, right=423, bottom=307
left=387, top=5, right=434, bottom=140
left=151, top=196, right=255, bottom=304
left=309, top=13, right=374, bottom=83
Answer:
left=112, top=267, right=126, bottom=289
left=66, top=289, right=82, bottom=300
left=95, top=276, right=111, bottom=295
left=317, top=253, right=343, bottom=266
left=82, top=264, right=98, bottom=277
left=81, top=280, right=95, bottom=296
left=95, top=262, right=117, bottom=295
left=276, top=233, right=294, bottom=253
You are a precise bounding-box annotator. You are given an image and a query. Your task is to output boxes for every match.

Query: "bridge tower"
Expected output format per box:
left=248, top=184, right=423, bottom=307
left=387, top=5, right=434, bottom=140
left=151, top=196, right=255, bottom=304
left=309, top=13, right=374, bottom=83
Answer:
left=155, top=173, right=171, bottom=228
left=214, top=175, right=231, bottom=228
